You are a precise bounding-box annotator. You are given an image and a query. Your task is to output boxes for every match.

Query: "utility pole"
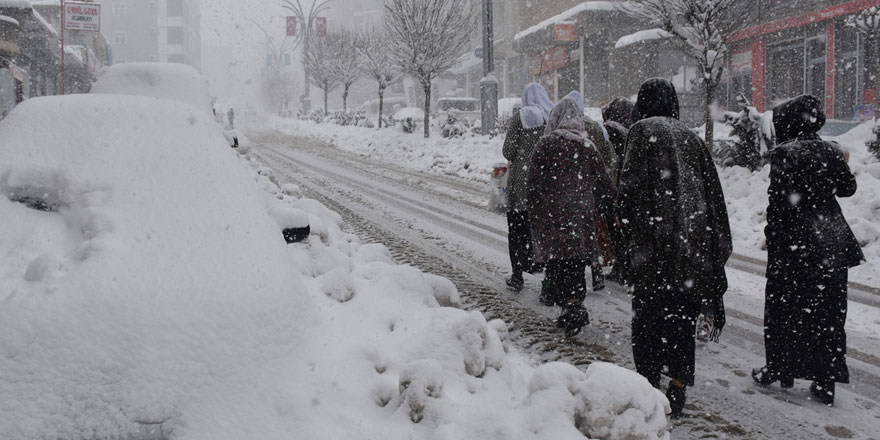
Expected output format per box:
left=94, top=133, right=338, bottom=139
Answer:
left=480, top=0, right=497, bottom=135
left=282, top=0, right=331, bottom=114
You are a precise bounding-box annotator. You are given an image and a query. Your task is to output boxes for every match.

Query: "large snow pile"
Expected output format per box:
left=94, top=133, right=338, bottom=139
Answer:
left=0, top=76, right=670, bottom=438
left=92, top=62, right=213, bottom=113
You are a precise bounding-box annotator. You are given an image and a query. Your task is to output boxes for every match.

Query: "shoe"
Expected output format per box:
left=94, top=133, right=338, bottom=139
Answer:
left=592, top=269, right=605, bottom=292
left=539, top=280, right=559, bottom=306
left=810, top=381, right=835, bottom=406
left=666, top=381, right=686, bottom=419
left=505, top=275, right=524, bottom=292
left=751, top=366, right=793, bottom=389
left=556, top=302, right=589, bottom=337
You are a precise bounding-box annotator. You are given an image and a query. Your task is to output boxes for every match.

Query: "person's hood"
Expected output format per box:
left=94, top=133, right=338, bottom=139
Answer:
left=632, top=78, right=680, bottom=122
left=520, top=83, right=554, bottom=129
left=772, top=94, right=826, bottom=144
left=602, top=97, right=634, bottom=127
left=544, top=98, right=586, bottom=143
left=563, top=90, right=585, bottom=114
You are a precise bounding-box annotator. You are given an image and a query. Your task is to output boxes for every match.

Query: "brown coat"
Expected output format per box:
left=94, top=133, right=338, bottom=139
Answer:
left=528, top=130, right=616, bottom=264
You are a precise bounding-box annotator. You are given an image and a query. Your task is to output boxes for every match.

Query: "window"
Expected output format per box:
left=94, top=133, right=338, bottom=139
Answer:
left=167, top=26, right=183, bottom=44
left=114, top=32, right=127, bottom=45
left=112, top=3, right=127, bottom=17
left=167, top=0, right=183, bottom=17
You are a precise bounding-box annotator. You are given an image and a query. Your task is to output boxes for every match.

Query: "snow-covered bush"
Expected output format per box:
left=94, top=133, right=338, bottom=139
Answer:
left=715, top=103, right=772, bottom=171
left=440, top=110, right=466, bottom=138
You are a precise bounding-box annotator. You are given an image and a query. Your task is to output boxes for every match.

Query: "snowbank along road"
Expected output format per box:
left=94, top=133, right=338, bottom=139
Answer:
left=250, top=129, right=880, bottom=440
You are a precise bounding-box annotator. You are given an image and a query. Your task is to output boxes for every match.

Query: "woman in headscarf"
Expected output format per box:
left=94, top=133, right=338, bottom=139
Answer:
left=502, top=83, right=554, bottom=291
left=617, top=78, right=732, bottom=418
left=562, top=90, right=616, bottom=291
left=528, top=97, right=616, bottom=337
left=752, top=95, right=863, bottom=407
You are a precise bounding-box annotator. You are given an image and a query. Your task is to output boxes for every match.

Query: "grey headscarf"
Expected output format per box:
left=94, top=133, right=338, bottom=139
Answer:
left=544, top=98, right=586, bottom=143
left=520, top=83, right=554, bottom=129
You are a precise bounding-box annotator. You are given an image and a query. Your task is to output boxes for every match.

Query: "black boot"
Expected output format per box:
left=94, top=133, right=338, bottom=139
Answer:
left=810, top=381, right=835, bottom=406
left=666, top=380, right=686, bottom=419
left=539, top=280, right=559, bottom=306
left=751, top=366, right=793, bottom=389
left=505, top=274, right=524, bottom=292
left=556, top=301, right=589, bottom=337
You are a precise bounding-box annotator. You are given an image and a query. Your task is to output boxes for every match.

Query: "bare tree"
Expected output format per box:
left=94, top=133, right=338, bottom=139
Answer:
left=384, top=0, right=478, bottom=137
left=618, top=0, right=747, bottom=151
left=304, top=34, right=340, bottom=115
left=357, top=26, right=398, bottom=128
left=328, top=30, right=361, bottom=112
left=847, top=7, right=880, bottom=121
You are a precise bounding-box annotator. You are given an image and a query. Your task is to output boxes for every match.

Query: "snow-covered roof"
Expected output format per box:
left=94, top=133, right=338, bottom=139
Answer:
left=0, top=13, right=19, bottom=26
left=614, top=28, right=672, bottom=49
left=513, top=1, right=617, bottom=44
left=31, top=9, right=58, bottom=37
left=0, top=0, right=32, bottom=9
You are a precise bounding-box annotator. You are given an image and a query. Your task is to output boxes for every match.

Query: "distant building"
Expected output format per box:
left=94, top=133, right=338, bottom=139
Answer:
left=101, top=0, right=200, bottom=70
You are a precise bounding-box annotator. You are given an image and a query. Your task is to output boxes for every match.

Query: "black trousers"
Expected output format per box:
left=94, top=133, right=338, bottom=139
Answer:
left=507, top=210, right=535, bottom=278
left=632, top=289, right=701, bottom=386
left=546, top=258, right=588, bottom=303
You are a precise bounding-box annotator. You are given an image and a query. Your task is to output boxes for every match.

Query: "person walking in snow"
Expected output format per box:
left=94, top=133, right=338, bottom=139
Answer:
left=617, top=78, right=732, bottom=418
left=563, top=90, right=616, bottom=292
left=752, top=95, right=864, bottom=407
left=502, top=83, right=553, bottom=292
left=601, top=97, right=635, bottom=285
left=527, top=97, right=616, bottom=337
left=227, top=107, right=235, bottom=129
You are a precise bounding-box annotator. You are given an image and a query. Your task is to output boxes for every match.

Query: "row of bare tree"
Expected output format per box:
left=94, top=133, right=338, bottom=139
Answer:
left=300, top=0, right=478, bottom=137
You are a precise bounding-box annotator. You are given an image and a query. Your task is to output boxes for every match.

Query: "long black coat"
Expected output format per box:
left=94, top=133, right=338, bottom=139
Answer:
left=763, top=95, right=863, bottom=382
left=528, top=133, right=615, bottom=264
left=619, top=78, right=732, bottom=386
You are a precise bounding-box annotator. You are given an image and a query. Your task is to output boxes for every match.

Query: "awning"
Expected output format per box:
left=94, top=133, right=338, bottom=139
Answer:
left=513, top=1, right=637, bottom=53
left=614, top=28, right=672, bottom=49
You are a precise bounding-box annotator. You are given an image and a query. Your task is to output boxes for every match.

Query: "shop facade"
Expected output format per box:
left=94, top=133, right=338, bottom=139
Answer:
left=723, top=0, right=880, bottom=120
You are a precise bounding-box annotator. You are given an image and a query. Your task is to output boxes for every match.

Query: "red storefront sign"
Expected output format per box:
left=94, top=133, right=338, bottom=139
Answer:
left=529, top=46, right=569, bottom=76
left=286, top=16, right=297, bottom=36
left=554, top=23, right=576, bottom=42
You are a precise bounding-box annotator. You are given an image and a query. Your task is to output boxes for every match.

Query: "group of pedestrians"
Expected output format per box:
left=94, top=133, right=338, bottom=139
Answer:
left=501, top=78, right=864, bottom=418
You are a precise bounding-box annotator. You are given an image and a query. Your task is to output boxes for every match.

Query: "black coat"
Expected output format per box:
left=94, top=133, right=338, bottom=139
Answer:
left=528, top=133, right=615, bottom=264
left=503, top=110, right=545, bottom=212
left=766, top=96, right=863, bottom=271
left=618, top=79, right=732, bottom=300
left=762, top=95, right=863, bottom=383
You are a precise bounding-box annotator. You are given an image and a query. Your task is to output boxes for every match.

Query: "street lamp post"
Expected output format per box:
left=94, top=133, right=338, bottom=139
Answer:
left=282, top=0, right=331, bottom=114
left=480, top=0, right=497, bottom=135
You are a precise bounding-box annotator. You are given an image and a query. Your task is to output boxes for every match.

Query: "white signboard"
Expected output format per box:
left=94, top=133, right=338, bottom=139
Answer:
left=403, top=77, right=418, bottom=108
left=64, top=2, right=101, bottom=32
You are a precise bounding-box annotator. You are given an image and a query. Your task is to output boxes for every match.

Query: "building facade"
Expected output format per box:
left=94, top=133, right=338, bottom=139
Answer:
left=722, top=0, right=880, bottom=121
left=100, top=0, right=200, bottom=70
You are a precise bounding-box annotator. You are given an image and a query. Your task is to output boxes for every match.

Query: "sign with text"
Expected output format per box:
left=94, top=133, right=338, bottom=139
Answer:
left=529, top=46, right=568, bottom=76
left=315, top=17, right=327, bottom=36
left=64, top=1, right=101, bottom=32
left=286, top=16, right=297, bottom=36
left=554, top=23, right=576, bottom=42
